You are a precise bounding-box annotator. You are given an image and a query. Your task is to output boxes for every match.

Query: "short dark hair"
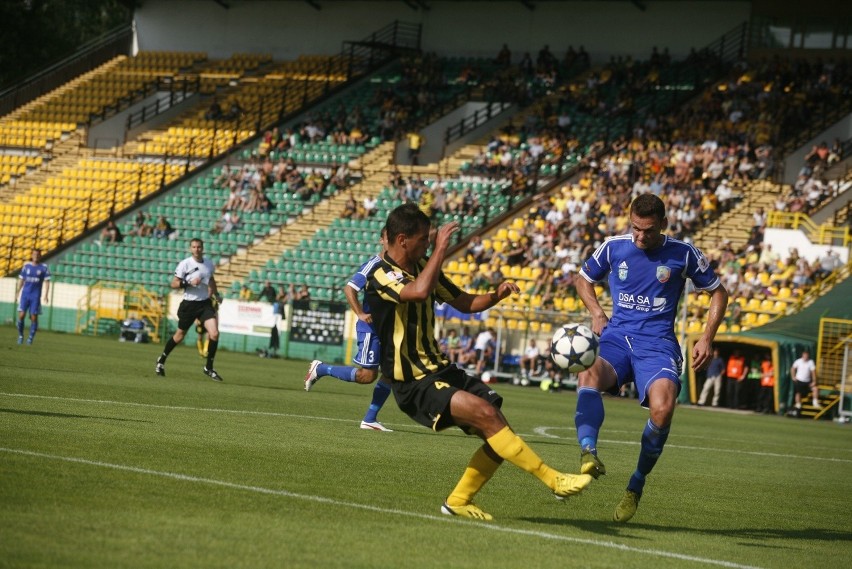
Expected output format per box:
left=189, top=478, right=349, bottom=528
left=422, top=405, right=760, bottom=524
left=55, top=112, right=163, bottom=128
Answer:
left=386, top=203, right=430, bottom=242
left=630, top=194, right=666, bottom=221
left=190, top=238, right=204, bottom=246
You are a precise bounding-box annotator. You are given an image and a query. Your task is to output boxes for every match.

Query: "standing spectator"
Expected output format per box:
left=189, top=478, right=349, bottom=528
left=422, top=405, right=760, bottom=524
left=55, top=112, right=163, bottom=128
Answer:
left=473, top=327, right=496, bottom=375
left=725, top=350, right=747, bottom=409
left=259, top=280, right=277, bottom=303
left=155, top=238, right=224, bottom=381
left=15, top=249, right=50, bottom=345
left=790, top=349, right=820, bottom=414
left=756, top=353, right=775, bottom=414
left=407, top=131, right=425, bottom=165
left=696, top=347, right=725, bottom=407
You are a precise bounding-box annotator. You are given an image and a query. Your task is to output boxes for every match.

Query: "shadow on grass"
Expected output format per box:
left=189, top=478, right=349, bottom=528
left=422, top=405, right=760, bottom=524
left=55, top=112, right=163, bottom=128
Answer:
left=520, top=516, right=852, bottom=542
left=0, top=408, right=153, bottom=423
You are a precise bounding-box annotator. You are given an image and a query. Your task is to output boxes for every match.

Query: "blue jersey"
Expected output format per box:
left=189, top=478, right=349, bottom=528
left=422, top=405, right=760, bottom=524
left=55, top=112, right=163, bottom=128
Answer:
left=348, top=255, right=382, bottom=334
left=19, top=262, right=50, bottom=297
left=580, top=234, right=720, bottom=341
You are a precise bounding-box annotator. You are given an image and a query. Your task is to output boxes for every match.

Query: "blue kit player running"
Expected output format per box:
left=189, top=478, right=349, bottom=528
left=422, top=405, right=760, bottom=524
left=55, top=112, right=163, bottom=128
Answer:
left=16, top=249, right=50, bottom=345
left=305, top=229, right=393, bottom=432
left=574, top=194, right=728, bottom=522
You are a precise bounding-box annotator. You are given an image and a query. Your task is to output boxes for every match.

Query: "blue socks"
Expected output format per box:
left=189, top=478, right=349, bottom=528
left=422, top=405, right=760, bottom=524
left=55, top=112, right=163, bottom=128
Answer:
left=317, top=363, right=357, bottom=382
left=29, top=320, right=37, bottom=340
left=575, top=387, right=604, bottom=451
left=17, top=318, right=24, bottom=337
left=629, top=419, right=670, bottom=495
left=363, top=381, right=392, bottom=423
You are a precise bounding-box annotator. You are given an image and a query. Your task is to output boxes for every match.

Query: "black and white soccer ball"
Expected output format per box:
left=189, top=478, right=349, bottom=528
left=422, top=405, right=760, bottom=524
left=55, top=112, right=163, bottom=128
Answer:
left=550, top=323, right=599, bottom=373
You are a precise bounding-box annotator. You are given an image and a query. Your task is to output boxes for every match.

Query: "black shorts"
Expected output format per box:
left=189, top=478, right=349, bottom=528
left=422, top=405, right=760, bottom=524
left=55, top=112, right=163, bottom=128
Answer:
left=793, top=380, right=813, bottom=397
left=177, top=299, right=217, bottom=331
left=390, top=366, right=503, bottom=433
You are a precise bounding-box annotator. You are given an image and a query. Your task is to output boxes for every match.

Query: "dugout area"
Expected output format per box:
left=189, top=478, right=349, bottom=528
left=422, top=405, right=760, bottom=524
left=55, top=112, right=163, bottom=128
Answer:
left=685, top=275, right=852, bottom=417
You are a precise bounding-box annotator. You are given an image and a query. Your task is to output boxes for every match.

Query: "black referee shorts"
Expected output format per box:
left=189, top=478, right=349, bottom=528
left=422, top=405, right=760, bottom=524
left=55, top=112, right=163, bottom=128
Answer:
left=177, top=299, right=217, bottom=331
left=390, top=366, right=503, bottom=433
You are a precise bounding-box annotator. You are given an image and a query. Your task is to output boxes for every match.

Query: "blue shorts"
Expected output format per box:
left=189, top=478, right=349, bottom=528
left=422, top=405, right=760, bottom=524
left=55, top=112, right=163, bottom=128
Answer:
left=598, top=329, right=683, bottom=408
left=18, top=295, right=42, bottom=316
left=353, top=331, right=381, bottom=369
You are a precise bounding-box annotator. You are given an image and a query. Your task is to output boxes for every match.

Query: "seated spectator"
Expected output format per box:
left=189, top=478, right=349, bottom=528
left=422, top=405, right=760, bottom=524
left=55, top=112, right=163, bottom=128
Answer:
left=153, top=216, right=175, bottom=240
left=127, top=212, right=152, bottom=237
left=100, top=219, right=122, bottom=244
left=224, top=101, right=243, bottom=121
left=341, top=194, right=357, bottom=218
left=294, top=284, right=311, bottom=301
left=239, top=285, right=253, bottom=300
left=212, top=208, right=241, bottom=234
left=205, top=99, right=223, bottom=120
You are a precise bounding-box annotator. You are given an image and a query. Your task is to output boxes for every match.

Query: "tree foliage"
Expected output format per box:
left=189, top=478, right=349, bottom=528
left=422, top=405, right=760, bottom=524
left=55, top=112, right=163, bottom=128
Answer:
left=0, top=0, right=132, bottom=88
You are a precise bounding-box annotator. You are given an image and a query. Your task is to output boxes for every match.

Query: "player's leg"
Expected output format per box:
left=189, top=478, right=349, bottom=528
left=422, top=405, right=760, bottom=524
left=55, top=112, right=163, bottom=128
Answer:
left=27, top=312, right=39, bottom=344
left=575, top=333, right=623, bottom=479
left=360, top=376, right=392, bottom=431
left=449, top=384, right=591, bottom=499
left=306, top=332, right=376, bottom=391
left=156, top=303, right=193, bottom=375
left=201, top=309, right=221, bottom=380
left=16, top=306, right=26, bottom=343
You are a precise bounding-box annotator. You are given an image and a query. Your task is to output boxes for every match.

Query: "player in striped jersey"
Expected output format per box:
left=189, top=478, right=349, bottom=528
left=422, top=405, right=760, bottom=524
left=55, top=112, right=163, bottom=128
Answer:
left=305, top=228, right=394, bottom=431
left=364, top=203, right=591, bottom=520
left=574, top=193, right=728, bottom=522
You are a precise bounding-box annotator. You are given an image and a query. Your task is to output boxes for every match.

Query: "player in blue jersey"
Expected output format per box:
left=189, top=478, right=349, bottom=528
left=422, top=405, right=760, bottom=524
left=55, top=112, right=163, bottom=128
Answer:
left=304, top=228, right=394, bottom=432
left=16, top=249, right=51, bottom=345
left=574, top=193, right=728, bottom=522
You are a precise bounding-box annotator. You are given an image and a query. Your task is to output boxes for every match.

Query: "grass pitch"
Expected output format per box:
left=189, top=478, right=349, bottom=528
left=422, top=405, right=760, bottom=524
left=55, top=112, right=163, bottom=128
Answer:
left=1, top=328, right=851, bottom=569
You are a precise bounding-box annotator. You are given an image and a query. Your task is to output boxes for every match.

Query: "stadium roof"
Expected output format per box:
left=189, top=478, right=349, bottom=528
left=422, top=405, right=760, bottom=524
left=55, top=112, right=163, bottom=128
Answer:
left=168, top=0, right=752, bottom=12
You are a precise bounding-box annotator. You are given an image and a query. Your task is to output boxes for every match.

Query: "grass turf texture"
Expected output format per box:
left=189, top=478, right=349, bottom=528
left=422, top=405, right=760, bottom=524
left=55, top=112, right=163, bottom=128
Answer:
left=1, top=327, right=851, bottom=569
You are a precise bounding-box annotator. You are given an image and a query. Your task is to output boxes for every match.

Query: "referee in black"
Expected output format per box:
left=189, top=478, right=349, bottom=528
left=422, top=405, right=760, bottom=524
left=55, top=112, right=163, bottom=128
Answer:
left=364, top=203, right=591, bottom=520
left=155, top=237, right=224, bottom=381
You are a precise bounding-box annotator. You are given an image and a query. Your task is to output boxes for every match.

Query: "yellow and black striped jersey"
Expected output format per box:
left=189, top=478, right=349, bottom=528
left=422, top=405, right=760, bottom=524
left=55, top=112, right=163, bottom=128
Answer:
left=365, top=252, right=462, bottom=382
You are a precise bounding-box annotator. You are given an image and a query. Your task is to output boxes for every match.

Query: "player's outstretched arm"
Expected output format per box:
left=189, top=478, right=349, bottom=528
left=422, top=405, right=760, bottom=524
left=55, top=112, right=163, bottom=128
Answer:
left=450, top=280, right=520, bottom=313
left=692, top=284, right=728, bottom=370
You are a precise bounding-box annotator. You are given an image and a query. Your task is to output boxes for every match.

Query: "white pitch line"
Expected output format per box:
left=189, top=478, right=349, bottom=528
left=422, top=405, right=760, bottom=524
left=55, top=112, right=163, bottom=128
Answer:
left=3, top=392, right=850, bottom=464
left=0, top=446, right=761, bottom=569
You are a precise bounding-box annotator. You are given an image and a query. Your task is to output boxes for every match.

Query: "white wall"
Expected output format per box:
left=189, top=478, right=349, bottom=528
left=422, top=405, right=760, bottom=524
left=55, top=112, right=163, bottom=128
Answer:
left=134, top=1, right=750, bottom=63
left=764, top=228, right=850, bottom=265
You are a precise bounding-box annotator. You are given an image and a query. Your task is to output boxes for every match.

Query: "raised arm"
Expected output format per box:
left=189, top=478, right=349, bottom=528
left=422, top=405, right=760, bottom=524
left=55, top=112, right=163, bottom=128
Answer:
left=399, top=222, right=459, bottom=302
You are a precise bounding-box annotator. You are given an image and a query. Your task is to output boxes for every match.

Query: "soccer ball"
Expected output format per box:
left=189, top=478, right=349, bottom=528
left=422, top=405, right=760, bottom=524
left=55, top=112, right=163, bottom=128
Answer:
left=550, top=323, right=599, bottom=373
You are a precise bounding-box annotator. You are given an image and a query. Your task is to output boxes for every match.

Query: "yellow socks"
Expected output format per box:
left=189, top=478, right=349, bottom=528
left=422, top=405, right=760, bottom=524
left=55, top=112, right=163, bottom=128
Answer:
left=446, top=445, right=502, bottom=507
left=486, top=425, right=558, bottom=489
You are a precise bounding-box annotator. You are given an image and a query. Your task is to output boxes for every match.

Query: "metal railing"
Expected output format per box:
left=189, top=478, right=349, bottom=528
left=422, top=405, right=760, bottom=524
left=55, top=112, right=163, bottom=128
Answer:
left=768, top=211, right=851, bottom=247
left=443, top=100, right=513, bottom=149
left=123, top=77, right=202, bottom=136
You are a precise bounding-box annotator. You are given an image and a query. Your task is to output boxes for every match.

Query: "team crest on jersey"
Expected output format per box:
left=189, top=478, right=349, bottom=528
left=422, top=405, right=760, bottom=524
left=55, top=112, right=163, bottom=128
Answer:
left=617, top=261, right=628, bottom=281
left=656, top=266, right=671, bottom=283
left=385, top=270, right=405, bottom=282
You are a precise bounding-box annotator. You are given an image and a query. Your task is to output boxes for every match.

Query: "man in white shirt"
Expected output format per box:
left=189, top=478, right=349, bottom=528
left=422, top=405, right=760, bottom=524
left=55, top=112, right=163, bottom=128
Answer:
left=155, top=238, right=224, bottom=381
left=790, top=350, right=819, bottom=411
